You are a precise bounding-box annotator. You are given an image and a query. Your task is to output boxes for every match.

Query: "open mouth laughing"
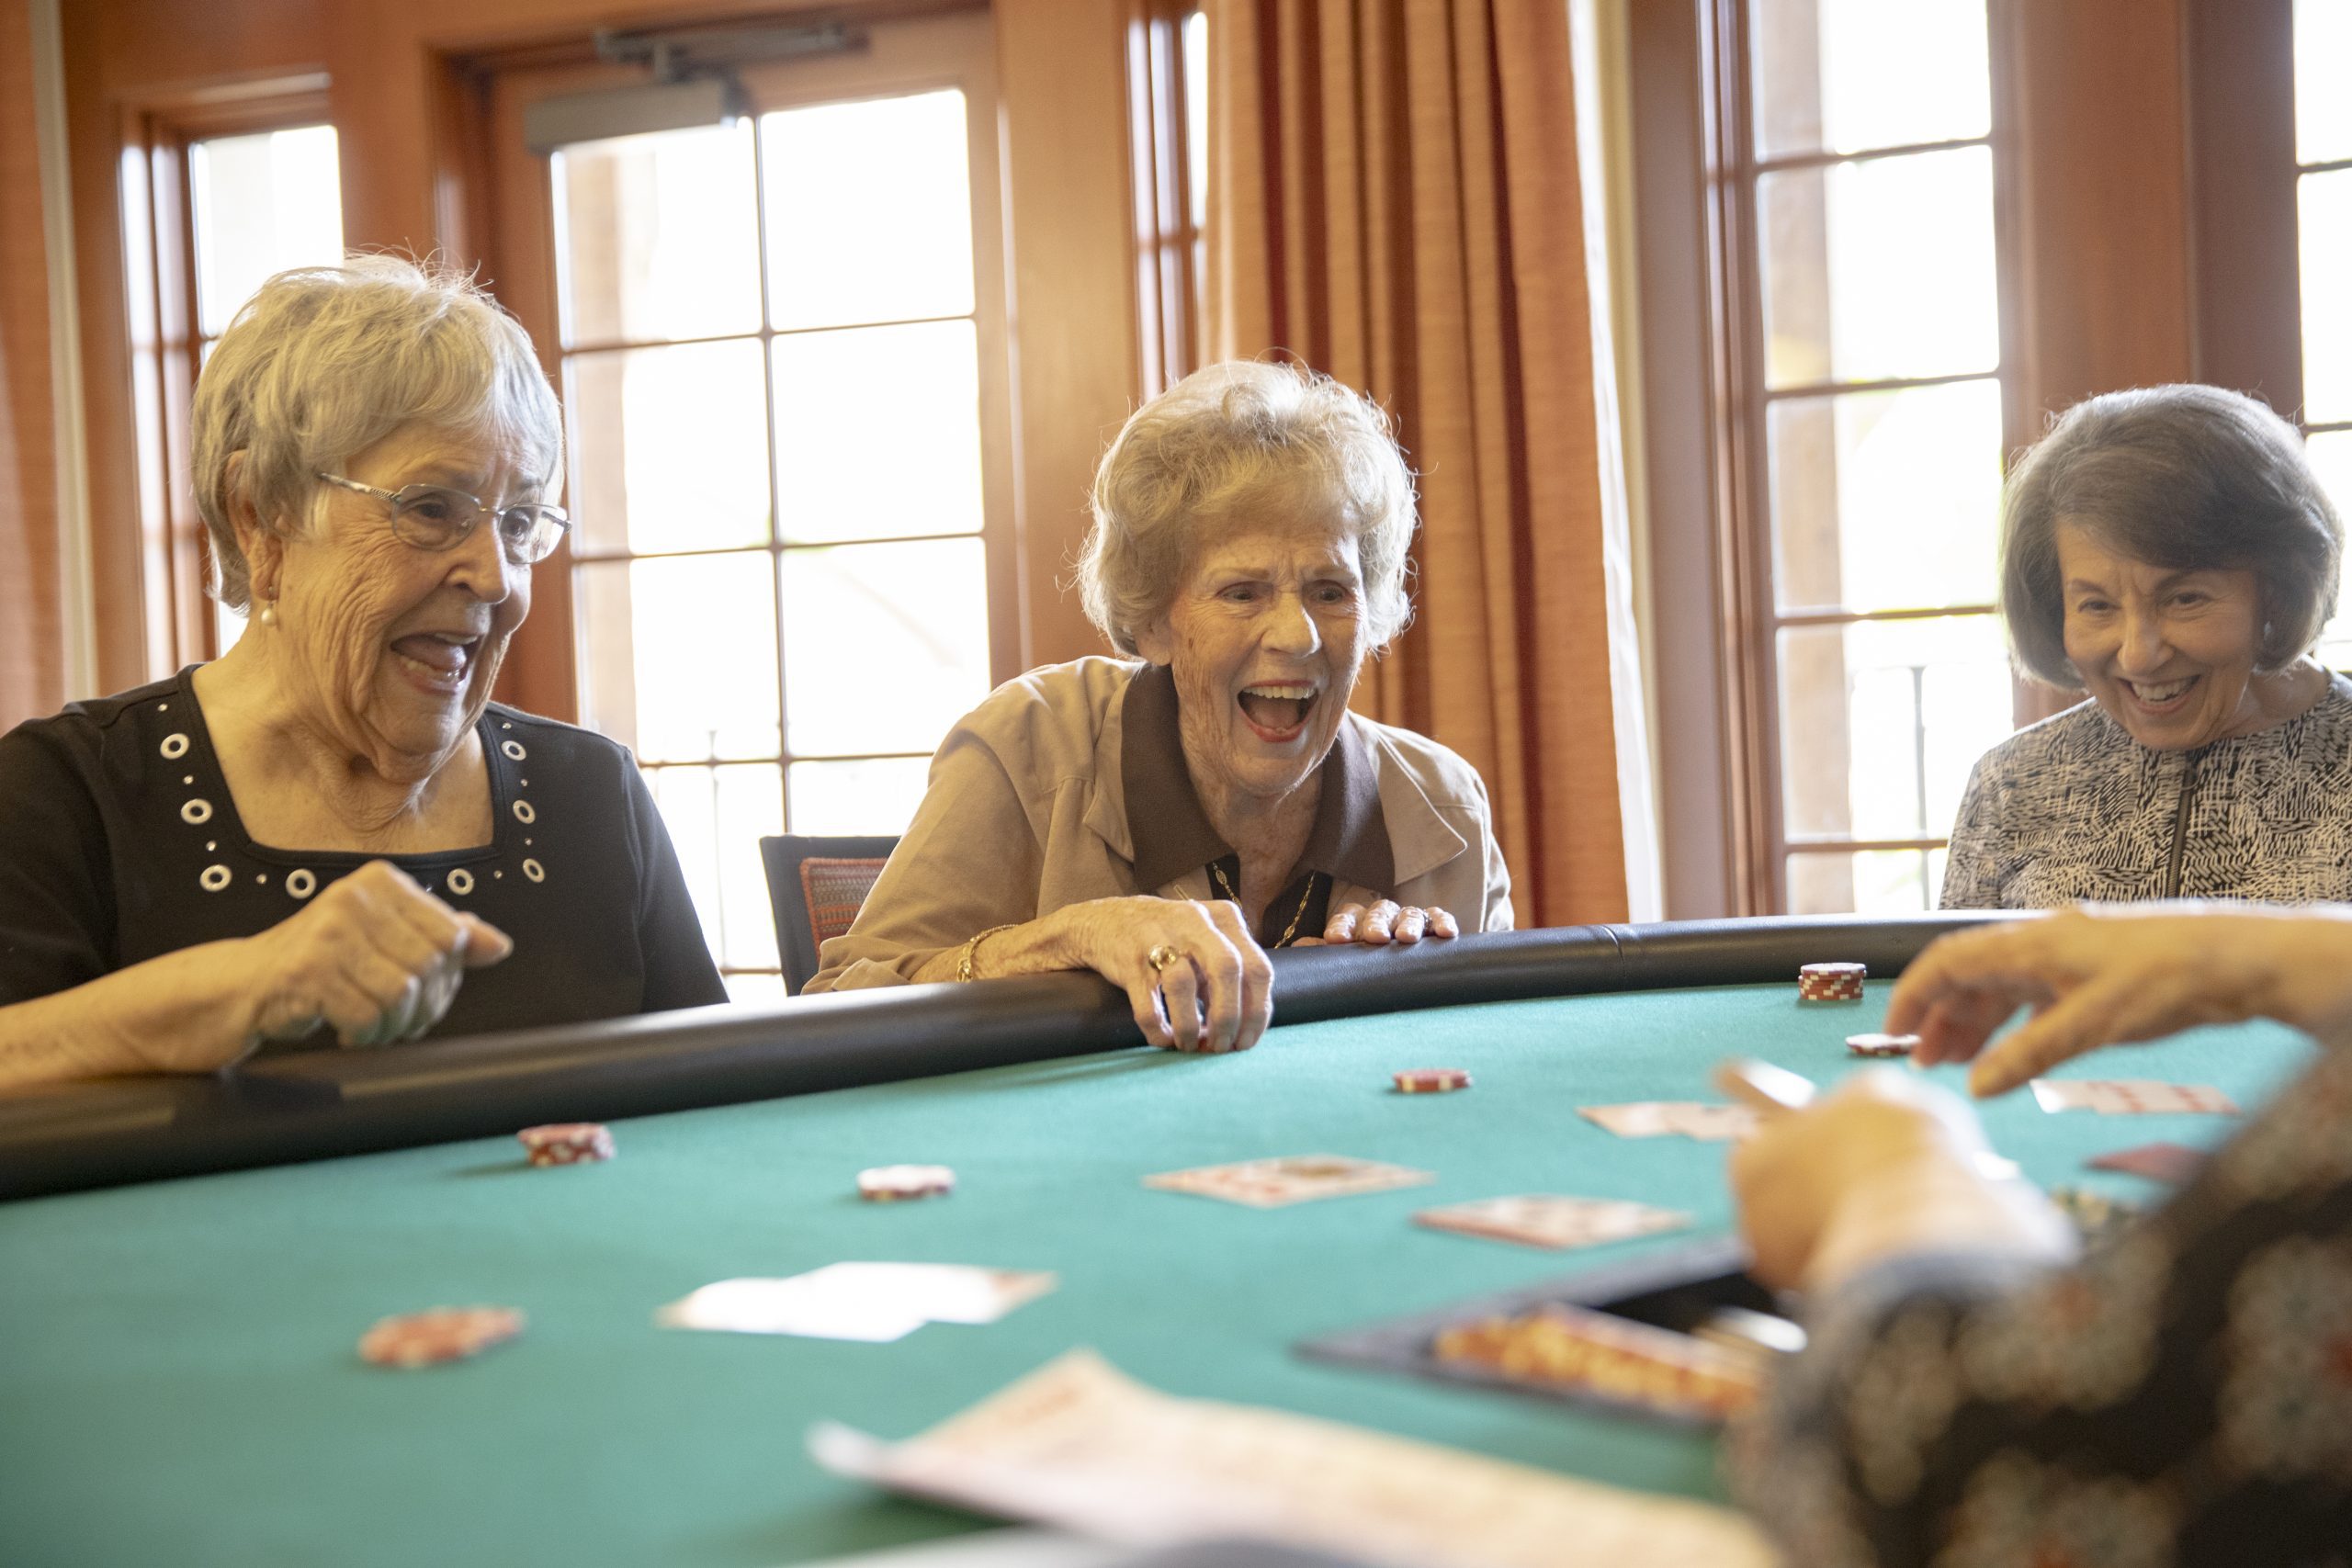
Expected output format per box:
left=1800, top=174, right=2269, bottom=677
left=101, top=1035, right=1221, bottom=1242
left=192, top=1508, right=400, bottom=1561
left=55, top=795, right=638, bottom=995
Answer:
left=2119, top=674, right=2197, bottom=714
left=1237, top=682, right=1319, bottom=743
left=390, top=630, right=483, bottom=694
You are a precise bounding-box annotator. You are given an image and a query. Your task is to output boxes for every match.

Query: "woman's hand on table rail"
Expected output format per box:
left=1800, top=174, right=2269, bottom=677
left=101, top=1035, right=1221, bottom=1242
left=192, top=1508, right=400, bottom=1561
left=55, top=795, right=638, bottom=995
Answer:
left=1888, top=904, right=2352, bottom=1099
left=1060, top=896, right=1274, bottom=1055
left=1297, top=900, right=1459, bottom=947
left=221, top=861, right=513, bottom=1057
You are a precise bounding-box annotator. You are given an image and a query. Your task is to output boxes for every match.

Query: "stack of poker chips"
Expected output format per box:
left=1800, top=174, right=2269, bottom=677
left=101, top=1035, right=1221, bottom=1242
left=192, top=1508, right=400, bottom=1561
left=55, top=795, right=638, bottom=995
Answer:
left=357, top=1305, right=526, bottom=1369
left=1796, top=962, right=1866, bottom=1003
left=1392, top=1067, right=1474, bottom=1094
left=516, top=1122, right=616, bottom=1167
left=1845, top=1032, right=1919, bottom=1058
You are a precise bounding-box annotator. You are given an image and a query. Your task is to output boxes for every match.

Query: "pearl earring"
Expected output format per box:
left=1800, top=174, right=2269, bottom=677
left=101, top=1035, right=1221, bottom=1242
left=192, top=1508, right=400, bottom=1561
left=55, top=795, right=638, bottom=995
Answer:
left=258, top=600, right=277, bottom=627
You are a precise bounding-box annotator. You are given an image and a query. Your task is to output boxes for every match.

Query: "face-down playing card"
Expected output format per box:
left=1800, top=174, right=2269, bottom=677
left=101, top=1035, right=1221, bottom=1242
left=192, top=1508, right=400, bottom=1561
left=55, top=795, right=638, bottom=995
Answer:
left=1414, top=1195, right=1693, bottom=1250
left=1143, top=1155, right=1436, bottom=1208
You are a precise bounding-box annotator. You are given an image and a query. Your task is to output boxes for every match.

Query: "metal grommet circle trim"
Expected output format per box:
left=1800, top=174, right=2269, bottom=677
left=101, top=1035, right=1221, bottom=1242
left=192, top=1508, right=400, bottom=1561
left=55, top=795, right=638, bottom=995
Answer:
left=286, top=868, right=317, bottom=899
left=198, top=864, right=232, bottom=892
left=522, top=858, right=545, bottom=883
left=180, top=798, right=213, bottom=825
left=447, top=868, right=475, bottom=897
left=502, top=739, right=527, bottom=761
left=161, top=734, right=190, bottom=760
left=513, top=800, right=537, bottom=825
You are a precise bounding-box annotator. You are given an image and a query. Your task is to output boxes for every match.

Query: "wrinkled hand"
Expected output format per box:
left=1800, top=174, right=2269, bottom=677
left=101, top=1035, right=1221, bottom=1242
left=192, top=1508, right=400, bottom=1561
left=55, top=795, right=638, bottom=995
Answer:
left=1730, top=1068, right=2066, bottom=1292
left=1067, top=896, right=1273, bottom=1053
left=1889, top=904, right=2352, bottom=1098
left=1300, top=900, right=1459, bottom=947
left=232, top=862, right=513, bottom=1053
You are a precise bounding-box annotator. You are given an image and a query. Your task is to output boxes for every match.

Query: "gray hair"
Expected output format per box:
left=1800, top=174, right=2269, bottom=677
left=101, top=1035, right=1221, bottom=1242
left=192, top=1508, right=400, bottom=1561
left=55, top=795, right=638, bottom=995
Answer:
left=192, top=255, right=564, bottom=608
left=1999, top=383, right=2343, bottom=688
left=1080, top=360, right=1418, bottom=656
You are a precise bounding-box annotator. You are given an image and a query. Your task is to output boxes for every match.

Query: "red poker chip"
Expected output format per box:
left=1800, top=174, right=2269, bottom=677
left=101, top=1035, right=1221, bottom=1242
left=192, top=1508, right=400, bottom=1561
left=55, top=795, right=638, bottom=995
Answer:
left=358, top=1305, right=526, bottom=1369
left=1846, top=1032, right=1921, bottom=1058
left=517, top=1123, right=616, bottom=1167
left=857, top=1164, right=956, bottom=1201
left=1393, top=1068, right=1474, bottom=1094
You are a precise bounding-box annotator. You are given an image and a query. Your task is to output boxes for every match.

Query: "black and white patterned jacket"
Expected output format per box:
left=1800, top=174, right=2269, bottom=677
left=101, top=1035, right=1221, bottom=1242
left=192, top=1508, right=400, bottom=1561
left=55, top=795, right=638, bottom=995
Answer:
left=1939, top=674, right=2352, bottom=909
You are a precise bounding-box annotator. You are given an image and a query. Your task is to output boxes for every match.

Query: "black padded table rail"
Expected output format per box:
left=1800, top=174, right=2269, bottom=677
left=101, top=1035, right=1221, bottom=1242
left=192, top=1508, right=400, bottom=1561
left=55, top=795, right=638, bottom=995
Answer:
left=0, top=914, right=2014, bottom=1199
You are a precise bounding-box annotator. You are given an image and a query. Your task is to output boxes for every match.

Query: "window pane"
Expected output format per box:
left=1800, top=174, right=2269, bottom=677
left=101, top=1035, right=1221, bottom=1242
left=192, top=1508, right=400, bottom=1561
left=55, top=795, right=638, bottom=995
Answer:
left=188, top=127, right=344, bottom=337
left=1788, top=848, right=1945, bottom=916
left=553, top=124, right=762, bottom=347
left=1760, top=146, right=1999, bottom=388
left=2298, top=0, right=2352, bottom=165
left=2310, top=430, right=2352, bottom=671
left=1751, top=0, right=1989, bottom=160
left=576, top=553, right=781, bottom=762
left=762, top=91, right=976, bottom=331
left=727, top=973, right=788, bottom=1006
left=773, top=321, right=984, bottom=543
left=781, top=538, right=991, bottom=757
left=788, top=757, right=933, bottom=837
left=2301, top=170, right=2352, bottom=424
left=1770, top=378, right=2002, bottom=610
left=645, top=762, right=783, bottom=974
left=1778, top=614, right=2012, bottom=840
left=569, top=342, right=771, bottom=556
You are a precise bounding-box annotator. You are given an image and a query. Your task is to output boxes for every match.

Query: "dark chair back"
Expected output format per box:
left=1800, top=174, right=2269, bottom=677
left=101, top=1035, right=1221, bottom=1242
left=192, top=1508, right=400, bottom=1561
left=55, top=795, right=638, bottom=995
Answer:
left=760, top=834, right=900, bottom=994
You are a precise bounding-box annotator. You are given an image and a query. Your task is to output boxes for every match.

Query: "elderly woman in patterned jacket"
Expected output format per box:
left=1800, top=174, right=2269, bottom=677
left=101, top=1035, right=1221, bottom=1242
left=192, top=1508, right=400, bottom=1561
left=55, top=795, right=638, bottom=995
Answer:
left=805, top=360, right=1513, bottom=1052
left=1940, top=384, right=2352, bottom=908
left=0, top=259, right=724, bottom=1093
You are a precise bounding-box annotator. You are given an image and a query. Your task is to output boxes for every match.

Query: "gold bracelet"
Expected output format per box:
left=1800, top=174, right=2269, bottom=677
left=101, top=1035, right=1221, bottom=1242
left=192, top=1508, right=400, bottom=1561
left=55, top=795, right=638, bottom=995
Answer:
left=956, top=924, right=1019, bottom=983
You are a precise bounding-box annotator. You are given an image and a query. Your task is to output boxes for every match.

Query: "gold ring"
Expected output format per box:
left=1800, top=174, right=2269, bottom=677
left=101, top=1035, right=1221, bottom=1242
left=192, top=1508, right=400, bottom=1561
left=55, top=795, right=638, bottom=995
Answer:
left=1147, top=942, right=1181, bottom=975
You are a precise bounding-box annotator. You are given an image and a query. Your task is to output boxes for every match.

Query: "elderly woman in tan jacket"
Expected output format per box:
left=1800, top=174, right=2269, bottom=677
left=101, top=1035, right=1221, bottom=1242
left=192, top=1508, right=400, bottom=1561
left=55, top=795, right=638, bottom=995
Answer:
left=806, top=361, right=1512, bottom=1052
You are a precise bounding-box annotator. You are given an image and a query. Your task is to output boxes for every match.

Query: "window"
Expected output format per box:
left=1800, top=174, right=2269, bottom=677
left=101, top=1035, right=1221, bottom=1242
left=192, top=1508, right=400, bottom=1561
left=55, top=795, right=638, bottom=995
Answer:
left=185, top=124, right=345, bottom=654
left=119, top=92, right=344, bottom=676
left=2296, top=0, right=2352, bottom=668
left=538, top=33, right=1012, bottom=1000
left=1127, top=1, right=1208, bottom=392
left=1729, top=0, right=2015, bottom=914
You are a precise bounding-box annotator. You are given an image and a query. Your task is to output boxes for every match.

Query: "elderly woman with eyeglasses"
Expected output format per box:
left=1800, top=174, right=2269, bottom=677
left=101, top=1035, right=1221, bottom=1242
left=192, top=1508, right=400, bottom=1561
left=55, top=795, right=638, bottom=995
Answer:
left=0, top=258, right=724, bottom=1091
left=805, top=360, right=1513, bottom=1052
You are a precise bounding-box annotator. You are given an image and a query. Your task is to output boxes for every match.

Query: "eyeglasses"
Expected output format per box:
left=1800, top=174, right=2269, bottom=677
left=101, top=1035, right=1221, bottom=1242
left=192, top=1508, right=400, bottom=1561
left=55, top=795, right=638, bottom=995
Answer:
left=315, top=472, right=572, bottom=565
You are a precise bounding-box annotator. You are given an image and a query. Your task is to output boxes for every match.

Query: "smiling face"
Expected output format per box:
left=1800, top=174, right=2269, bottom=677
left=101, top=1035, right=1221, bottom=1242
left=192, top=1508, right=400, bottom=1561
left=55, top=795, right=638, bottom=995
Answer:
left=2056, top=521, right=2270, bottom=750
left=249, top=423, right=540, bottom=781
left=1136, top=508, right=1370, bottom=812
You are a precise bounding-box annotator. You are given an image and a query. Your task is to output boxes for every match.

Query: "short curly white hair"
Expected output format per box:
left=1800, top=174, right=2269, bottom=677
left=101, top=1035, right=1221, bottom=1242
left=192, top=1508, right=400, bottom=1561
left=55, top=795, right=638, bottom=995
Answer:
left=192, top=255, right=563, bottom=609
left=1079, top=360, right=1418, bottom=656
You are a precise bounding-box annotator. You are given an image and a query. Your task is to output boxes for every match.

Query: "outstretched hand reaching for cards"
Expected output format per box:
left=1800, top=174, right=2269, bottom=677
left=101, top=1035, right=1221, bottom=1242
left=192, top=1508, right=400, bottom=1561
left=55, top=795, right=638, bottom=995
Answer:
left=1889, top=903, right=2352, bottom=1098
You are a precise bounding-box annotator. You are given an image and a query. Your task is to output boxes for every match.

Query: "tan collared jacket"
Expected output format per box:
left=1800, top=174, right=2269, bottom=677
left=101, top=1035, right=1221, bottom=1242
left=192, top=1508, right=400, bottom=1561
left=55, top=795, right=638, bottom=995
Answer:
left=806, top=657, right=1512, bottom=992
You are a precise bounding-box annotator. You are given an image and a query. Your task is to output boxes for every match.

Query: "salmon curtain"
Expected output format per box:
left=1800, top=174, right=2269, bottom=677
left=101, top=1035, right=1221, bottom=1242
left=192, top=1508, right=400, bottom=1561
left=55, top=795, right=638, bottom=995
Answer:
left=1205, top=0, right=1658, bottom=927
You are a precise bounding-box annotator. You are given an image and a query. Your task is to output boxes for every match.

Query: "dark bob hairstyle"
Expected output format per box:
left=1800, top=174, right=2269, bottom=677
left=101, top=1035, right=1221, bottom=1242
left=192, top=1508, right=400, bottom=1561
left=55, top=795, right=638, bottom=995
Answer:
left=1999, top=384, right=2344, bottom=689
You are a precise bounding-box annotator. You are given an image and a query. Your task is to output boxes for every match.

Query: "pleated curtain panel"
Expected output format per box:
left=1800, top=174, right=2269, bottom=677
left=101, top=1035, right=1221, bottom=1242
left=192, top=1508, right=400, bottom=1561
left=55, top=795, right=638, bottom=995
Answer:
left=1205, top=0, right=1660, bottom=929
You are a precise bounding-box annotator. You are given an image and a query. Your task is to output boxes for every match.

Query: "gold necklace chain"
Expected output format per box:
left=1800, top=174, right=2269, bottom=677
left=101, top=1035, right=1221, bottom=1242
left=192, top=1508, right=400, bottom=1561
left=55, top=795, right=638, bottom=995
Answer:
left=1209, top=861, right=1317, bottom=948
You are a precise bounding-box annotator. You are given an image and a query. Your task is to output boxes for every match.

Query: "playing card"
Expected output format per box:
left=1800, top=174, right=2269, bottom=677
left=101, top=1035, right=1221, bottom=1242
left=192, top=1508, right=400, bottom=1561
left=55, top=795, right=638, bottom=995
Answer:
left=2086, top=1141, right=2209, bottom=1183
left=1579, top=1102, right=1755, bottom=1141
left=1413, top=1194, right=1692, bottom=1250
left=2031, top=1079, right=2240, bottom=1116
left=656, top=1264, right=1057, bottom=1341
left=1659, top=1104, right=1758, bottom=1142
left=1142, top=1154, right=1434, bottom=1207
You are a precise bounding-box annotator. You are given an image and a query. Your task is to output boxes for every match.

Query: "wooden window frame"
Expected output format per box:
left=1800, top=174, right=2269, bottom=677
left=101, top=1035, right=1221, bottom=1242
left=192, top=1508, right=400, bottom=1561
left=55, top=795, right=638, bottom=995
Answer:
left=1125, top=0, right=1204, bottom=397
left=116, top=73, right=334, bottom=679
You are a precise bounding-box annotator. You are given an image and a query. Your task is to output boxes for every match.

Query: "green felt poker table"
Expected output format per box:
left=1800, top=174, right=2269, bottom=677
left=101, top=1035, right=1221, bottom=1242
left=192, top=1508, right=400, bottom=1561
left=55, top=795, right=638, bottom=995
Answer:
left=0, top=917, right=2318, bottom=1566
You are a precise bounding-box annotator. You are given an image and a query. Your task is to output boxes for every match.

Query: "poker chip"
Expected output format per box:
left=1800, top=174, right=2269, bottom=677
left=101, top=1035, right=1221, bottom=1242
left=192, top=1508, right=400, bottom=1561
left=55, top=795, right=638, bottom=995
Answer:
left=516, top=1122, right=615, bottom=1167
left=1393, top=1068, right=1474, bottom=1094
left=357, top=1305, right=526, bottom=1369
left=1797, top=962, right=1866, bottom=1002
left=1845, top=1032, right=1920, bottom=1058
left=857, top=1164, right=956, bottom=1201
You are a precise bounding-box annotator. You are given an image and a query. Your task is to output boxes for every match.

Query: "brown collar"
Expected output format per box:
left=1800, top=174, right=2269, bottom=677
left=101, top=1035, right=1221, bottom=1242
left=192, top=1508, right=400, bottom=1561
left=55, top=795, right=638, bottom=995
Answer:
left=1119, top=662, right=1396, bottom=894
